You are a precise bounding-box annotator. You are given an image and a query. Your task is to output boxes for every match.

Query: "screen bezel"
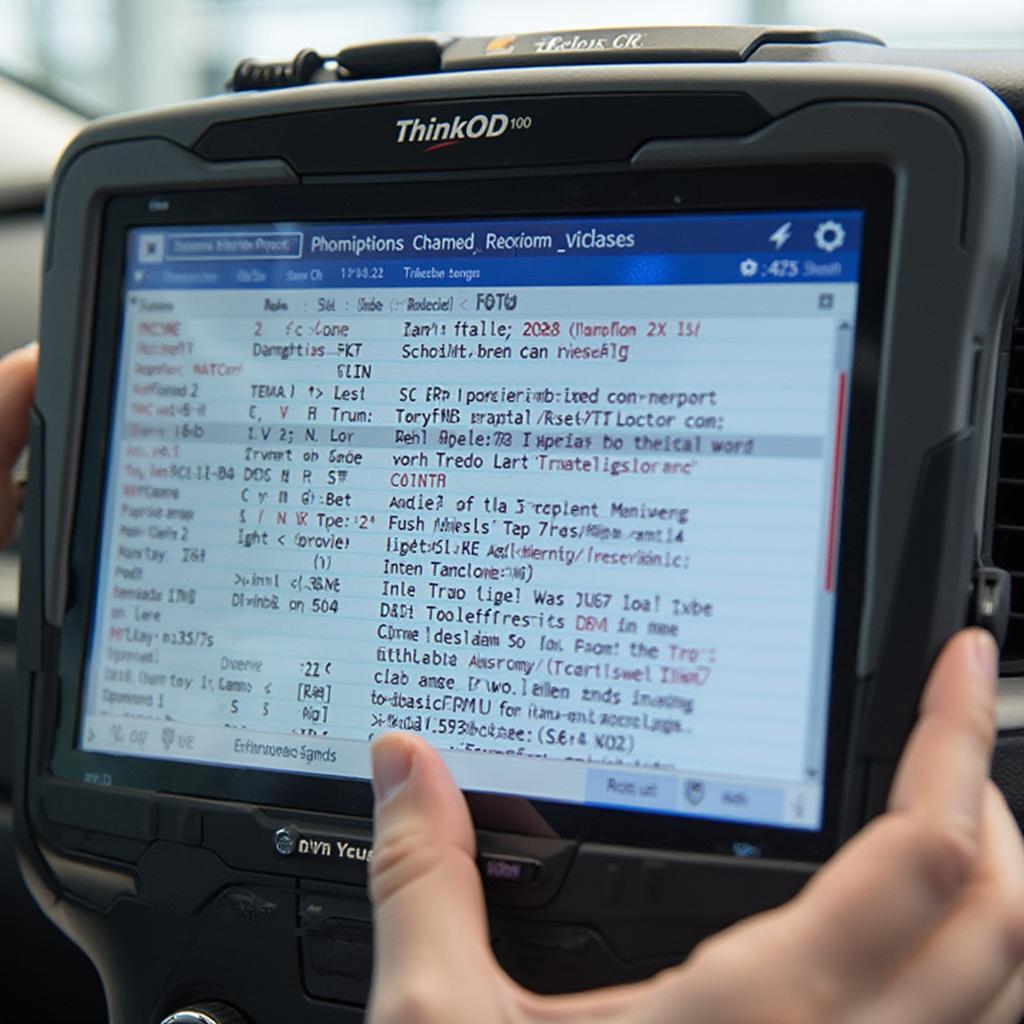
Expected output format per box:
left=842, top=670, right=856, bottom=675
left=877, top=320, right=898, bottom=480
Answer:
left=50, top=163, right=892, bottom=862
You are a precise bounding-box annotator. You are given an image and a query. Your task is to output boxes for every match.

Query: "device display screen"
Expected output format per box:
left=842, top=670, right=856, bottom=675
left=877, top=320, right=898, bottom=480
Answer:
left=78, top=208, right=862, bottom=834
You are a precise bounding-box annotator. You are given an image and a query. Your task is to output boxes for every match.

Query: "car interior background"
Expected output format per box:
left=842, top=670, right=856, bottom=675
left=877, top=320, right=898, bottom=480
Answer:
left=2, top=2, right=1024, bottom=1022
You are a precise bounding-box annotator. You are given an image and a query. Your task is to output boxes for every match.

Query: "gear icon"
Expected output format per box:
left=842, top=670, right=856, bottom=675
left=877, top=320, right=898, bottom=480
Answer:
left=739, top=258, right=759, bottom=277
left=814, top=220, right=846, bottom=253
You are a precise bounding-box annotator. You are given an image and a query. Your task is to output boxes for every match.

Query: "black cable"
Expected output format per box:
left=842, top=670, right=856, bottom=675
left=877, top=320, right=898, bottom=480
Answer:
left=229, top=48, right=325, bottom=92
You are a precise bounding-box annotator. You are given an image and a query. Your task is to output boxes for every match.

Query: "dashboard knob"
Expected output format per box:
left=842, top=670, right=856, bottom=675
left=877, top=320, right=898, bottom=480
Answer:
left=159, top=1003, right=248, bottom=1024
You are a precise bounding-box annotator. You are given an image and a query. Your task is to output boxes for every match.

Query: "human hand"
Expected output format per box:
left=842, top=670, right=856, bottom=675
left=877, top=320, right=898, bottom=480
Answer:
left=0, top=342, right=37, bottom=547
left=367, top=628, right=1024, bottom=1024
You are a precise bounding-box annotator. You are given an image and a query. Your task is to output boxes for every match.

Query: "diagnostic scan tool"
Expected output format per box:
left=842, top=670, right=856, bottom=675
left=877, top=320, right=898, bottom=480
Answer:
left=13, top=26, right=1024, bottom=1024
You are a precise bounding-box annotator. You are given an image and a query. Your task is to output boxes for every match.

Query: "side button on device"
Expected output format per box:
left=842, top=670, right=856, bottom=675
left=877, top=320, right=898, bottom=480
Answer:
left=479, top=854, right=542, bottom=886
left=472, top=831, right=575, bottom=908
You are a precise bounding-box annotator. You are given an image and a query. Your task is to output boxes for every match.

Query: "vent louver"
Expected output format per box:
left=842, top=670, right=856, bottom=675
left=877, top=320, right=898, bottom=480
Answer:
left=992, top=275, right=1024, bottom=668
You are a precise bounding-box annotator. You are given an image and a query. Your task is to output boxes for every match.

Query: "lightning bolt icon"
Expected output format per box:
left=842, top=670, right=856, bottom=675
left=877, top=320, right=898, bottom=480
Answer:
left=769, top=222, right=793, bottom=251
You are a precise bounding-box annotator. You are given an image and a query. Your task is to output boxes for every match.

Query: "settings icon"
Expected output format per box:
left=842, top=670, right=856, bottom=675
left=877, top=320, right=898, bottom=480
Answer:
left=739, top=258, right=759, bottom=277
left=814, top=220, right=846, bottom=253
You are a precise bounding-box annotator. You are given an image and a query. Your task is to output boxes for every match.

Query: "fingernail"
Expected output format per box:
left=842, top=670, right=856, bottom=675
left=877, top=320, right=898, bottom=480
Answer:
left=371, top=736, right=413, bottom=802
left=973, top=629, right=999, bottom=679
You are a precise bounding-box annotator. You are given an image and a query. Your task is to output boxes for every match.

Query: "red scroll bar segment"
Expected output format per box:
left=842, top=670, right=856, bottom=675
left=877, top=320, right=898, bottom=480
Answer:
left=825, top=371, right=848, bottom=593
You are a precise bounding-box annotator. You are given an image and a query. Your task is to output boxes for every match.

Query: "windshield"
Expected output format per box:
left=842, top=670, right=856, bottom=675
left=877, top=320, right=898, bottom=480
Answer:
left=2, top=0, right=1024, bottom=115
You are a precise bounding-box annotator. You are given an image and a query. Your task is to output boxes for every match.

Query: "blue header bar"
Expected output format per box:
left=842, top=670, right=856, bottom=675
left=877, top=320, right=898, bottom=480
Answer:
left=126, top=209, right=863, bottom=290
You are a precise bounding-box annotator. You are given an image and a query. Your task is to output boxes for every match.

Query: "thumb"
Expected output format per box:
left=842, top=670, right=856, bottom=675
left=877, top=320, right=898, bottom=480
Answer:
left=368, top=733, right=496, bottom=1011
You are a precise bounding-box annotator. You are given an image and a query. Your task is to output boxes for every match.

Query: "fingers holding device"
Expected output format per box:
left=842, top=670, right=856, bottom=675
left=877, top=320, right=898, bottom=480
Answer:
left=0, top=341, right=36, bottom=545
left=367, top=629, right=1024, bottom=1024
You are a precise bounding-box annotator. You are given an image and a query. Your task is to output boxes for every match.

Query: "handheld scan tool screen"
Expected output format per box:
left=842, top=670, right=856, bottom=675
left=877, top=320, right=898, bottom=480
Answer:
left=80, top=209, right=863, bottom=833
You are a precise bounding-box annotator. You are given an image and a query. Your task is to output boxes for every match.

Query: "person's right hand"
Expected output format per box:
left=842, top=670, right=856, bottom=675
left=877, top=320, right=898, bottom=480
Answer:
left=366, top=628, right=1024, bottom=1024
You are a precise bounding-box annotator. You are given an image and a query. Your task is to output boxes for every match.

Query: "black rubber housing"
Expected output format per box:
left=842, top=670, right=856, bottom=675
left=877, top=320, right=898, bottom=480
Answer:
left=14, top=35, right=1024, bottom=1023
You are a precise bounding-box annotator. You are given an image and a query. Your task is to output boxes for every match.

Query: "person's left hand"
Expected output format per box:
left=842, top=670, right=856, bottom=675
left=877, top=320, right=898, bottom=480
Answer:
left=0, top=342, right=38, bottom=546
